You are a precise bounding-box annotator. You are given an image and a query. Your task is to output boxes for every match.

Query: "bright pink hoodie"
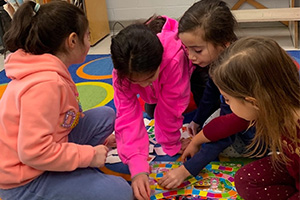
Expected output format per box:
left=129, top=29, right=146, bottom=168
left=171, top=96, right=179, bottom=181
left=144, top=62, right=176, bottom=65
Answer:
left=0, top=50, right=95, bottom=189
left=112, top=16, right=194, bottom=178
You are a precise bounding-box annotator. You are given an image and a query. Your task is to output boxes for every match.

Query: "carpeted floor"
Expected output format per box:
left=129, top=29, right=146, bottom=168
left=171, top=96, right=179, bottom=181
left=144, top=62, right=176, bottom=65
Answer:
left=68, top=54, right=115, bottom=111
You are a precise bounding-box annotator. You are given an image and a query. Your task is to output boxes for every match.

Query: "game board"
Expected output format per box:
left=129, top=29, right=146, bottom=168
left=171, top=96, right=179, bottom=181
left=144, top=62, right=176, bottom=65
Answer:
left=101, top=118, right=249, bottom=200
left=149, top=161, right=244, bottom=200
left=102, top=117, right=248, bottom=200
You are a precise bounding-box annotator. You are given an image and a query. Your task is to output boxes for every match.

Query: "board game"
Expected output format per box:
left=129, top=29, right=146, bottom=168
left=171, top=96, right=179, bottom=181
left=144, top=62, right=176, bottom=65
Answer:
left=149, top=161, right=244, bottom=200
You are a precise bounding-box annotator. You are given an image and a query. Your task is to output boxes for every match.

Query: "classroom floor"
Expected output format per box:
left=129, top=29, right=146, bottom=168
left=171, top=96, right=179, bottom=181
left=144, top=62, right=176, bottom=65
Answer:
left=0, top=23, right=299, bottom=71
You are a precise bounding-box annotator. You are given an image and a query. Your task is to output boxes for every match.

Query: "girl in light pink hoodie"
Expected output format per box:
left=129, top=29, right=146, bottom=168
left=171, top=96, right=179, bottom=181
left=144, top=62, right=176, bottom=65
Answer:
left=0, top=1, right=132, bottom=200
left=111, top=16, right=194, bottom=200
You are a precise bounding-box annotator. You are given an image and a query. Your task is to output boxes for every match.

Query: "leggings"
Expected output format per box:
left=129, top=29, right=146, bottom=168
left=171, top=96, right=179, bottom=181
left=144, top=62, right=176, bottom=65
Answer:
left=0, top=106, right=133, bottom=200
left=235, top=156, right=299, bottom=200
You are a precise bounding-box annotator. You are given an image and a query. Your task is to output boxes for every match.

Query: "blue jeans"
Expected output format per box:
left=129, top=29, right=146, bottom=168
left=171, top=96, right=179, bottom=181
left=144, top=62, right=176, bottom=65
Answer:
left=0, top=106, right=133, bottom=200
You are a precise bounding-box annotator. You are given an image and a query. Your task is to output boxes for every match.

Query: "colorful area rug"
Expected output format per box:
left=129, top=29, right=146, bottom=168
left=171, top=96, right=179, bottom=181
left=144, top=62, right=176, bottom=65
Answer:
left=0, top=54, right=115, bottom=110
left=0, top=51, right=299, bottom=200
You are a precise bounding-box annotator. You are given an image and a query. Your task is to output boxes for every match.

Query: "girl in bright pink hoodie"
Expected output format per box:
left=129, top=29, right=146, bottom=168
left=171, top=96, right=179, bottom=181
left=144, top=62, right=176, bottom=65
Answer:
left=111, top=16, right=194, bottom=200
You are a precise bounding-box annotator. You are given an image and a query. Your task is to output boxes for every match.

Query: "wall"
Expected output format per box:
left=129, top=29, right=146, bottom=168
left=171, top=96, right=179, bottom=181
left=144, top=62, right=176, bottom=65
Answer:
left=106, top=0, right=292, bottom=22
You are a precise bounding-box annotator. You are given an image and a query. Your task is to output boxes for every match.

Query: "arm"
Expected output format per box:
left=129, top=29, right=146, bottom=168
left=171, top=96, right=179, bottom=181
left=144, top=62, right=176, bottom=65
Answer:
left=112, top=71, right=150, bottom=178
left=183, top=136, right=234, bottom=177
left=158, top=135, right=233, bottom=189
left=203, top=113, right=250, bottom=141
left=184, top=113, right=250, bottom=160
left=191, top=76, right=221, bottom=133
left=154, top=51, right=191, bottom=156
left=113, top=72, right=151, bottom=200
left=157, top=129, right=209, bottom=189
left=183, top=114, right=250, bottom=176
left=186, top=129, right=210, bottom=150
left=158, top=106, right=250, bottom=187
left=190, top=65, right=209, bottom=107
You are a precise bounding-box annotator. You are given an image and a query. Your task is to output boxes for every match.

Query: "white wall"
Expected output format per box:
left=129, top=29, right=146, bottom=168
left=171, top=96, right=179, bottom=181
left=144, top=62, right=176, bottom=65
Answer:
left=105, top=0, right=292, bottom=22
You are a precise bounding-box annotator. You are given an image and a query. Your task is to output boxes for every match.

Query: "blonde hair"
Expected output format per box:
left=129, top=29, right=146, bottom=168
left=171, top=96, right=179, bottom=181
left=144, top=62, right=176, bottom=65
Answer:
left=210, top=36, right=300, bottom=167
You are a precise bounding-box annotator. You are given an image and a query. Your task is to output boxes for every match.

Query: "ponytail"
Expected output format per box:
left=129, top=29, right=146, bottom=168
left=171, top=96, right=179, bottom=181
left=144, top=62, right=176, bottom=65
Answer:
left=4, top=1, right=88, bottom=55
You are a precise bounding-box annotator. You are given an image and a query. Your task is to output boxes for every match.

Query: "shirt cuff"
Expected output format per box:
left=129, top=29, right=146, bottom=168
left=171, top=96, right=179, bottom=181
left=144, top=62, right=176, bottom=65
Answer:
left=127, top=155, right=150, bottom=178
left=160, top=141, right=181, bottom=156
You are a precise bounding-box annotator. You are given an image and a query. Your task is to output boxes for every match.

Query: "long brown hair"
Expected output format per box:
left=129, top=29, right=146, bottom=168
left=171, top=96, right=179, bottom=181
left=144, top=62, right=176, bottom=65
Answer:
left=211, top=36, right=300, bottom=167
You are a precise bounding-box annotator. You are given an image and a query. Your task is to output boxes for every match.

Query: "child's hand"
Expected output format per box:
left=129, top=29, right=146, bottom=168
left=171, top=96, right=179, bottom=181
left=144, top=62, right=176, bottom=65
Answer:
left=89, top=145, right=109, bottom=168
left=181, top=141, right=201, bottom=162
left=131, top=173, right=150, bottom=200
left=103, top=134, right=116, bottom=148
left=187, top=121, right=200, bottom=136
left=178, top=138, right=191, bottom=154
left=157, top=166, right=191, bottom=189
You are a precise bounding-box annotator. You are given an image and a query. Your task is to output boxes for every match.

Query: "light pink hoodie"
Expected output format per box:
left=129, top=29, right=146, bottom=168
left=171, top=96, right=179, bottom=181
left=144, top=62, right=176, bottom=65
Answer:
left=112, top=16, right=194, bottom=178
left=0, top=50, right=95, bottom=189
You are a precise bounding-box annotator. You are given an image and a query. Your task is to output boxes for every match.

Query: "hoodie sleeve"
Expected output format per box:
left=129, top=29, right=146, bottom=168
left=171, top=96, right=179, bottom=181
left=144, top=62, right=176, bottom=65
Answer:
left=112, top=71, right=150, bottom=178
left=184, top=136, right=233, bottom=176
left=192, top=76, right=221, bottom=128
left=18, top=81, right=95, bottom=171
left=154, top=50, right=191, bottom=156
left=203, top=113, right=250, bottom=142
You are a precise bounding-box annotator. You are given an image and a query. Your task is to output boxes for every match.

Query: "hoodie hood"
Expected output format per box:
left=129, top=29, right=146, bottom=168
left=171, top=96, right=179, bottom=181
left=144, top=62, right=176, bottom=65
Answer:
left=4, top=49, right=72, bottom=82
left=157, top=16, right=193, bottom=76
left=157, top=16, right=182, bottom=61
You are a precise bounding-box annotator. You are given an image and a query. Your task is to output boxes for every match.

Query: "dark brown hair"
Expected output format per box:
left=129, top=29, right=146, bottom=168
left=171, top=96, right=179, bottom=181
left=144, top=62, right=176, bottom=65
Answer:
left=4, top=0, right=88, bottom=55
left=144, top=15, right=166, bottom=34
left=110, top=23, right=163, bottom=86
left=178, top=0, right=237, bottom=47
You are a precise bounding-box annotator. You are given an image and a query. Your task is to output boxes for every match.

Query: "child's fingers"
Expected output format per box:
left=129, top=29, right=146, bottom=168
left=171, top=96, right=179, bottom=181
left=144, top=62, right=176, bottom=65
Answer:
left=181, top=153, right=187, bottom=162
left=136, top=185, right=149, bottom=200
left=159, top=176, right=179, bottom=189
left=182, top=150, right=191, bottom=161
left=103, top=145, right=109, bottom=152
left=165, top=181, right=179, bottom=189
left=157, top=176, right=168, bottom=187
left=144, top=179, right=151, bottom=198
left=132, top=174, right=150, bottom=200
left=187, top=127, right=193, bottom=136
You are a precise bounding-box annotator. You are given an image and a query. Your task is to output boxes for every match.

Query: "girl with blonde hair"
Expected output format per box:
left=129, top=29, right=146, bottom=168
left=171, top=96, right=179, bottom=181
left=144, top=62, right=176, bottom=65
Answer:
left=211, top=36, right=300, bottom=200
